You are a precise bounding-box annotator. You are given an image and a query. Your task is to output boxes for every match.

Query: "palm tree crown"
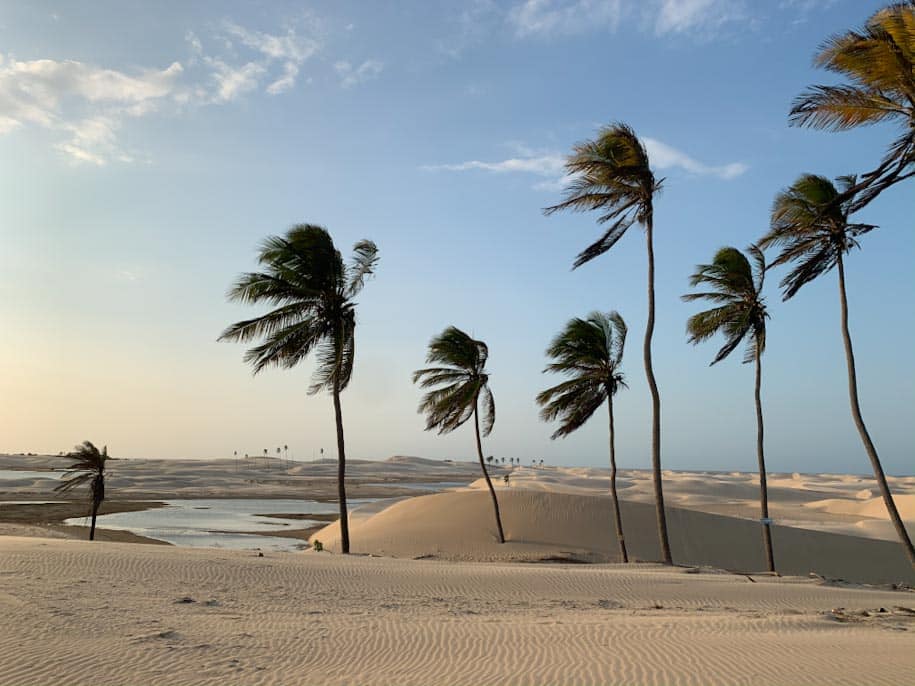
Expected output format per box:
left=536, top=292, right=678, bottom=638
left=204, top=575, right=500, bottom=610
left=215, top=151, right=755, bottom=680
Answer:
left=760, top=175, right=875, bottom=299
left=412, top=327, right=495, bottom=437
left=544, top=123, right=662, bottom=268
left=55, top=440, right=108, bottom=500
left=218, top=224, right=378, bottom=391
left=536, top=312, right=628, bottom=438
left=789, top=1, right=915, bottom=207
left=683, top=246, right=769, bottom=364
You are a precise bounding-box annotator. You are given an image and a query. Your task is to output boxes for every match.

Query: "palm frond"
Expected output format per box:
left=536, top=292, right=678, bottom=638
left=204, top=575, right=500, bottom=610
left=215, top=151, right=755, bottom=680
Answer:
left=413, top=327, right=493, bottom=436
left=537, top=311, right=627, bottom=438
left=543, top=123, right=659, bottom=269
left=220, top=225, right=378, bottom=395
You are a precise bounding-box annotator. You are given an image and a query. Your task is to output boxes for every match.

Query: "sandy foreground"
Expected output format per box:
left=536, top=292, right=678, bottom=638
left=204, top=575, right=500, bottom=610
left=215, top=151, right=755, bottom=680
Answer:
left=0, top=537, right=913, bottom=686
left=1, top=454, right=914, bottom=684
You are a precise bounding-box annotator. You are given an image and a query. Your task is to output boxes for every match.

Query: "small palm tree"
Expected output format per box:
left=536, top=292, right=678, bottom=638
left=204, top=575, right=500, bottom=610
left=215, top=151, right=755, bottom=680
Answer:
left=413, top=326, right=505, bottom=543
left=683, top=246, right=775, bottom=573
left=219, top=224, right=378, bottom=554
left=544, top=123, right=672, bottom=563
left=790, top=1, right=915, bottom=209
left=54, top=441, right=108, bottom=541
left=760, top=174, right=915, bottom=567
left=536, top=311, right=630, bottom=562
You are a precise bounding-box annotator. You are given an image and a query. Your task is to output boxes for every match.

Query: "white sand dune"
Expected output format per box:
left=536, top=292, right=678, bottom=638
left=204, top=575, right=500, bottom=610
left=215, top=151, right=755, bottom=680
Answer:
left=0, top=536, right=912, bottom=686
left=313, top=488, right=915, bottom=585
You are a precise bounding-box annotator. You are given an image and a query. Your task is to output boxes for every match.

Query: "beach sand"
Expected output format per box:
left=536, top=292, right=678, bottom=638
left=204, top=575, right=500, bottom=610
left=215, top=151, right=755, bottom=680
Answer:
left=0, top=536, right=912, bottom=685
left=1, top=454, right=913, bottom=684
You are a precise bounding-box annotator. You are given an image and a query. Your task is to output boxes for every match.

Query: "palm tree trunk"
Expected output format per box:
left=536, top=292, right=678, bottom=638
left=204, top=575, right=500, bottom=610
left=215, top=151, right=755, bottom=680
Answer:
left=607, top=394, right=628, bottom=563
left=754, top=343, right=775, bottom=573
left=89, top=500, right=99, bottom=541
left=836, top=254, right=915, bottom=567
left=332, top=383, right=350, bottom=555
left=644, top=215, right=672, bottom=564
left=473, top=402, right=505, bottom=543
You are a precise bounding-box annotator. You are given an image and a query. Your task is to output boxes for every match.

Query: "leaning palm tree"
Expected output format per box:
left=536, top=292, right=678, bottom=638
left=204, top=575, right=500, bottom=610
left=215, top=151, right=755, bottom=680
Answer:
left=683, top=246, right=776, bottom=573
left=536, top=311, right=630, bottom=562
left=790, top=1, right=915, bottom=209
left=54, top=441, right=108, bottom=541
left=760, top=174, right=915, bottom=567
left=544, top=123, right=672, bottom=563
left=219, top=224, right=378, bottom=554
left=413, top=326, right=505, bottom=543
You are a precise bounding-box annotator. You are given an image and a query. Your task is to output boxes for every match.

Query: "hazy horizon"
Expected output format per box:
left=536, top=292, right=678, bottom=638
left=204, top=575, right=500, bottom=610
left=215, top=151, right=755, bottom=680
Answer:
left=2, top=1, right=912, bottom=475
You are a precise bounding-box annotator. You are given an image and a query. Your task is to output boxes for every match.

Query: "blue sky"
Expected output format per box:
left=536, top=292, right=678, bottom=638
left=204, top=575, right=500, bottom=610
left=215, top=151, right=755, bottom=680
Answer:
left=0, top=0, right=912, bottom=474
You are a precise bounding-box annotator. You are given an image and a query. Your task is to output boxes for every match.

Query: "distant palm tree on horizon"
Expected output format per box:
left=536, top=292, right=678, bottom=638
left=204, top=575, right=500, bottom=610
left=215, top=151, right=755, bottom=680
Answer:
left=219, top=224, right=379, bottom=554
left=683, top=245, right=776, bottom=573
left=760, top=174, right=915, bottom=568
left=413, top=326, right=505, bottom=543
left=544, top=123, right=672, bottom=564
left=790, top=1, right=915, bottom=210
left=536, top=311, right=630, bottom=563
left=55, top=441, right=108, bottom=541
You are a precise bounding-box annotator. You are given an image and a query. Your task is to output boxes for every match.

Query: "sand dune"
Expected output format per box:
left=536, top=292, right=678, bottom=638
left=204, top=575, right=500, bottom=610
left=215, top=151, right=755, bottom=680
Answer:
left=313, top=488, right=915, bottom=585
left=0, top=536, right=912, bottom=686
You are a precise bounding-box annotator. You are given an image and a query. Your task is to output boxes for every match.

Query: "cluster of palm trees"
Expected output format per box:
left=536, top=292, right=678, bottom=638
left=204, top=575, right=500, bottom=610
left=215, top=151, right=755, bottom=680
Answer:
left=219, top=2, right=913, bottom=568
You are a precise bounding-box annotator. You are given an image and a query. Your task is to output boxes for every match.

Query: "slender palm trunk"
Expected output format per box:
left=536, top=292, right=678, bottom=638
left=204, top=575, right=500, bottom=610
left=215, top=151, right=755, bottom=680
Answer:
left=332, top=383, right=350, bottom=554
left=644, top=216, right=672, bottom=564
left=89, top=500, right=99, bottom=541
left=836, top=254, right=915, bottom=567
left=754, top=343, right=775, bottom=573
left=473, top=402, right=505, bottom=543
left=607, top=394, right=628, bottom=563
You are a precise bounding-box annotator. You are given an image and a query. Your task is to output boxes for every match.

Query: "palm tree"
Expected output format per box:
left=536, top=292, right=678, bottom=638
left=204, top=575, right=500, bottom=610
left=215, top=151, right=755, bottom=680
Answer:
left=790, top=1, right=915, bottom=209
left=536, top=311, right=630, bottom=562
left=683, top=246, right=775, bottom=573
left=413, top=326, right=505, bottom=543
left=54, top=441, right=108, bottom=541
left=544, top=123, right=672, bottom=563
left=219, top=224, right=379, bottom=554
left=760, top=174, right=915, bottom=567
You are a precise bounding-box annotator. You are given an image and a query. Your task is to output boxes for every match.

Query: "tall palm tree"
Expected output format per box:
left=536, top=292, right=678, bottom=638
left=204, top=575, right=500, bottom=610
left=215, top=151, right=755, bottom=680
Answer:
left=682, top=246, right=776, bottom=573
left=760, top=174, right=915, bottom=567
left=219, top=224, right=379, bottom=554
left=54, top=441, right=108, bottom=541
left=536, top=311, right=630, bottom=562
left=413, top=326, right=505, bottom=543
left=544, top=123, right=672, bottom=564
left=790, top=1, right=915, bottom=209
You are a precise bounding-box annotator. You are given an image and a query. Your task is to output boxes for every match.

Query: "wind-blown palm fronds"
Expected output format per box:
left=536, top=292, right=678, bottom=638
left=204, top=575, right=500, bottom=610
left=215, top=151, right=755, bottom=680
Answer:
left=537, top=311, right=630, bottom=562
left=760, top=175, right=914, bottom=568
left=790, top=2, right=915, bottom=209
left=683, top=246, right=776, bottom=572
left=219, top=224, right=378, bottom=554
left=413, top=327, right=504, bottom=543
left=55, top=441, right=108, bottom=541
left=544, top=123, right=672, bottom=564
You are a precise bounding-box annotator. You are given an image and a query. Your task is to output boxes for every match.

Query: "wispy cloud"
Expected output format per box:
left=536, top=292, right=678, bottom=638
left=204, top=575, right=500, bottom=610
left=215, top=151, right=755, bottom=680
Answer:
left=653, top=0, right=747, bottom=36
left=0, top=14, right=361, bottom=164
left=509, top=0, right=623, bottom=38
left=334, top=60, right=384, bottom=88
left=642, top=138, right=748, bottom=179
left=424, top=137, right=747, bottom=190
left=0, top=55, right=184, bottom=164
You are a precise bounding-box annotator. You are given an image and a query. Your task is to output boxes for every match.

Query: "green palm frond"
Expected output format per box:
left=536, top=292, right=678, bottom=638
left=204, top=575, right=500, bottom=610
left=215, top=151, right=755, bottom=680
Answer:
left=537, top=311, right=628, bottom=439
left=544, top=123, right=661, bottom=269
left=55, top=441, right=107, bottom=503
left=789, top=2, right=915, bottom=207
left=683, top=246, right=768, bottom=365
left=219, top=225, right=378, bottom=394
left=413, top=327, right=494, bottom=435
left=760, top=175, right=876, bottom=300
